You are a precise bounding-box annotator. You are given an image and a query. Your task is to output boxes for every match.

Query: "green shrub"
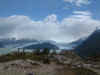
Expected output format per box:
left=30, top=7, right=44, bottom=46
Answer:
left=74, top=67, right=98, bottom=75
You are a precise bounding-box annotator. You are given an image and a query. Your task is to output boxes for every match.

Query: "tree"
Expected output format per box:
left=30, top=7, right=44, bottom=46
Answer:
left=42, top=48, right=50, bottom=64
left=34, top=48, right=41, bottom=55
left=42, top=48, right=50, bottom=55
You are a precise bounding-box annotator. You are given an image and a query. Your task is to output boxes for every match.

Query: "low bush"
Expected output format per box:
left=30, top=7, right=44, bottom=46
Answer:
left=74, top=67, right=98, bottom=75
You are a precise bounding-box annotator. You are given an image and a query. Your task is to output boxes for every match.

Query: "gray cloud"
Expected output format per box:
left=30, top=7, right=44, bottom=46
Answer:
left=0, top=11, right=100, bottom=43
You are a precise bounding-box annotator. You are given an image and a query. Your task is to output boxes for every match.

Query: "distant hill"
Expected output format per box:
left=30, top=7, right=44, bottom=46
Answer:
left=0, top=39, right=59, bottom=49
left=0, top=43, right=4, bottom=48
left=0, top=38, right=74, bottom=50
left=75, top=29, right=100, bottom=58
left=23, top=42, right=59, bottom=49
left=0, top=39, right=38, bottom=48
left=0, top=37, right=86, bottom=50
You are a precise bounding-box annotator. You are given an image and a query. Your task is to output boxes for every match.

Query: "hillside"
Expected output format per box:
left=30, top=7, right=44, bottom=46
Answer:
left=75, top=29, right=100, bottom=58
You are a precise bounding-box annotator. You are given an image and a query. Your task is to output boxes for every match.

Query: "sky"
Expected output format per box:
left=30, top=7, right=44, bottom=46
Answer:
left=0, top=0, right=100, bottom=43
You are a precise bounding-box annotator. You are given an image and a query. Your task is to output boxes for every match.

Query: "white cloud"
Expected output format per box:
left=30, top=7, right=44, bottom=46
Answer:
left=0, top=11, right=100, bottom=43
left=73, top=11, right=92, bottom=16
left=61, top=11, right=100, bottom=40
left=64, top=0, right=91, bottom=6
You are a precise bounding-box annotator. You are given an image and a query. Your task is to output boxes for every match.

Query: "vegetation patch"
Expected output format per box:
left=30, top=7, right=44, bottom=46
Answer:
left=74, top=67, right=99, bottom=75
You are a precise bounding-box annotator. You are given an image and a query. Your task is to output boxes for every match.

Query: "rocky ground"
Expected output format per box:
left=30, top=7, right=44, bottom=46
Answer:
left=0, top=58, right=99, bottom=75
left=0, top=59, right=74, bottom=75
left=0, top=51, right=99, bottom=75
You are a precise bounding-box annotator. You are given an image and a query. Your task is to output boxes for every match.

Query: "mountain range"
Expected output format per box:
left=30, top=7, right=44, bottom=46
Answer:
left=0, top=38, right=84, bottom=50
left=0, top=29, right=100, bottom=58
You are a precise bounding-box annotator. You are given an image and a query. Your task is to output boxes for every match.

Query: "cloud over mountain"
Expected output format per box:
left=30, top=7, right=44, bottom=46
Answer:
left=0, top=11, right=100, bottom=43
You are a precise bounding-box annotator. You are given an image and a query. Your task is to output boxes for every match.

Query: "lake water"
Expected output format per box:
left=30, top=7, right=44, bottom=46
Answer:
left=0, top=48, right=62, bottom=55
left=0, top=48, right=15, bottom=55
left=0, top=48, right=33, bottom=55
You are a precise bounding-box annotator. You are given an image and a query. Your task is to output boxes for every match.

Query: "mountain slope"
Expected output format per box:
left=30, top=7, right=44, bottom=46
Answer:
left=75, top=29, right=100, bottom=58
